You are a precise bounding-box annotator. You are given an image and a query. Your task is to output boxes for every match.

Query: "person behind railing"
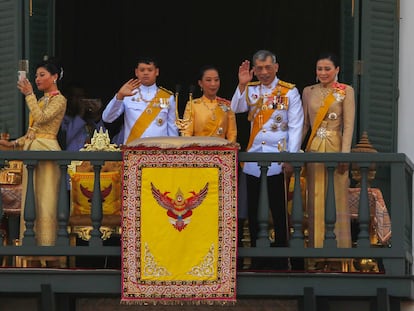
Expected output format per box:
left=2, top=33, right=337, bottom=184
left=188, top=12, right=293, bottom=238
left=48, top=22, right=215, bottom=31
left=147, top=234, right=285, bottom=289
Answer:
left=179, top=65, right=246, bottom=268
left=60, top=85, right=105, bottom=151
left=102, top=57, right=178, bottom=144
left=231, top=50, right=304, bottom=270
left=302, top=52, right=355, bottom=269
left=57, top=85, right=107, bottom=200
left=180, top=65, right=237, bottom=142
left=0, top=57, right=67, bottom=247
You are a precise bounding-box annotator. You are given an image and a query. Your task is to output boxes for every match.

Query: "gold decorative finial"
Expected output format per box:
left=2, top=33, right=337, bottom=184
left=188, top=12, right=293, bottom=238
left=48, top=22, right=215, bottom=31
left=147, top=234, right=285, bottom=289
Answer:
left=351, top=131, right=377, bottom=153
left=80, top=127, right=119, bottom=152
left=351, top=131, right=377, bottom=187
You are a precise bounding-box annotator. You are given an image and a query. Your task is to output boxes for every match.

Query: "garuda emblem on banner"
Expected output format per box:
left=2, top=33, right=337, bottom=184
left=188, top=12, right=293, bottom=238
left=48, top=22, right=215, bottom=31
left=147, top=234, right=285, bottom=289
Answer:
left=151, top=182, right=209, bottom=231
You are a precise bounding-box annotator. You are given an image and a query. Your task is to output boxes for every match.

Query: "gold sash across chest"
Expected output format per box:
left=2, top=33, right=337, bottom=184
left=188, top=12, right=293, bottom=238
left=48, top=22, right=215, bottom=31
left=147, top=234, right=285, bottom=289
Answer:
left=246, top=83, right=290, bottom=151
left=305, top=92, right=336, bottom=152
left=126, top=89, right=170, bottom=144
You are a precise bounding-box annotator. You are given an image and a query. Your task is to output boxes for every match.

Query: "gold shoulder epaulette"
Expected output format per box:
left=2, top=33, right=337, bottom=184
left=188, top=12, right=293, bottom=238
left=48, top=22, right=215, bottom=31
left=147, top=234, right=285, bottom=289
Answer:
left=159, top=86, right=173, bottom=95
left=216, top=96, right=230, bottom=106
left=278, top=80, right=295, bottom=89
left=247, top=81, right=261, bottom=86
left=192, top=98, right=201, bottom=104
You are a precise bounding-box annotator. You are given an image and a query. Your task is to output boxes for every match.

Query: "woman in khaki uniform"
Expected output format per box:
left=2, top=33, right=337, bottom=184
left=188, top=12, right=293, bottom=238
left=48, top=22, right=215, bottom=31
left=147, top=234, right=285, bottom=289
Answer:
left=181, top=65, right=237, bottom=143
left=1, top=58, right=67, bottom=247
left=302, top=53, right=355, bottom=264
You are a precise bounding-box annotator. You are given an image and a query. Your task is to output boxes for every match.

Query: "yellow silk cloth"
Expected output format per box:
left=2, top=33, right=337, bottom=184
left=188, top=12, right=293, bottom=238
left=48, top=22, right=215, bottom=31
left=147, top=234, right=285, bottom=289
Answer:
left=181, top=96, right=237, bottom=143
left=121, top=141, right=237, bottom=305
left=70, top=171, right=121, bottom=216
left=20, top=159, right=60, bottom=246
left=141, top=167, right=219, bottom=281
left=307, top=162, right=351, bottom=248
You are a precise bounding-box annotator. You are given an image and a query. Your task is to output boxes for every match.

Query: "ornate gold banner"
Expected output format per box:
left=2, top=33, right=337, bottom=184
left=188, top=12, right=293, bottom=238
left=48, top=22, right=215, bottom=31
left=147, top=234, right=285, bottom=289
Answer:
left=121, top=140, right=238, bottom=305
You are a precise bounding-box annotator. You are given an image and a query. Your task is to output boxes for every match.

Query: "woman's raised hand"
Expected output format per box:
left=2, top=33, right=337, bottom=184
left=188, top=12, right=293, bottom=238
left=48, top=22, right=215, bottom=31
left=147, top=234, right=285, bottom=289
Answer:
left=17, top=78, right=34, bottom=96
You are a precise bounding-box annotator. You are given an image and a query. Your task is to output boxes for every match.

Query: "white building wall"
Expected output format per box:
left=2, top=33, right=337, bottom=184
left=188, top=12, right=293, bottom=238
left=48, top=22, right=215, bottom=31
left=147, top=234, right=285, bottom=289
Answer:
left=399, top=0, right=414, bottom=159
left=399, top=2, right=414, bottom=309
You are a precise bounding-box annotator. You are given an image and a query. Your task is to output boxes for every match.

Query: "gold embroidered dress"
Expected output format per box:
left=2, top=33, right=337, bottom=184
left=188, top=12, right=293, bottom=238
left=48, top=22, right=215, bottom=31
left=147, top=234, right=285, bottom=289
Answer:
left=302, top=83, right=355, bottom=248
left=181, top=96, right=237, bottom=143
left=18, top=92, right=67, bottom=245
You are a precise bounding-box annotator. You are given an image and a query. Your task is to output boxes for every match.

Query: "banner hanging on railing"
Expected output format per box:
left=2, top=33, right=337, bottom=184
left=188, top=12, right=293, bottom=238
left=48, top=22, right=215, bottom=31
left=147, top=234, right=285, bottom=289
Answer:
left=120, top=137, right=238, bottom=305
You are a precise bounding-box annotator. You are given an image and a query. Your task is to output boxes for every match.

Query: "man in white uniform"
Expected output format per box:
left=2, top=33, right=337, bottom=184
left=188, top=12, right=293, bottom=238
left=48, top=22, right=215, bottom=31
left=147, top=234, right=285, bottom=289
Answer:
left=231, top=50, right=303, bottom=270
left=102, top=57, right=178, bottom=144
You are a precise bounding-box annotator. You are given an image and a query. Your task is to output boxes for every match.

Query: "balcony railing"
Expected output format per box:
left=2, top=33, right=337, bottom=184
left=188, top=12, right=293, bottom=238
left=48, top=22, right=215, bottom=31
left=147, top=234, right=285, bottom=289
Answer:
left=0, top=150, right=412, bottom=311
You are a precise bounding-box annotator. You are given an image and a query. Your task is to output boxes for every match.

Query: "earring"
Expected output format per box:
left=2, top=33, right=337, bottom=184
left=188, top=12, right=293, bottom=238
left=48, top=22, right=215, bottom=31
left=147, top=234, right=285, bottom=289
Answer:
left=315, top=76, right=319, bottom=83
left=335, top=74, right=338, bottom=82
left=200, top=87, right=203, bottom=92
left=53, top=79, right=57, bottom=84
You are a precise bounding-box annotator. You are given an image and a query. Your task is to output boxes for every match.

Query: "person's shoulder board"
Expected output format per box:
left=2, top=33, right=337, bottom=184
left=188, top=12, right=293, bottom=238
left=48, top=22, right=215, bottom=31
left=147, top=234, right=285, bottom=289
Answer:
left=216, top=96, right=231, bottom=106
left=247, top=81, right=261, bottom=87
left=278, top=80, right=295, bottom=89
left=192, top=98, right=201, bottom=104
left=158, top=86, right=173, bottom=96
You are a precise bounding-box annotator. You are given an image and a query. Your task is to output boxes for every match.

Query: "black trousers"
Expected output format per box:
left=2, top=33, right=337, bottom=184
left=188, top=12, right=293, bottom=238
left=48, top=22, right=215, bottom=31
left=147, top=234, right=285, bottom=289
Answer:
left=246, top=173, right=288, bottom=248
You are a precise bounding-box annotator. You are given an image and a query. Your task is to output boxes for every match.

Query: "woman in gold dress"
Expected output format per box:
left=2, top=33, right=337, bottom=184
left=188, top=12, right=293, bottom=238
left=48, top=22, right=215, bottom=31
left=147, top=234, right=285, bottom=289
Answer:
left=302, top=52, right=355, bottom=255
left=180, top=65, right=237, bottom=143
left=181, top=65, right=243, bottom=267
left=0, top=58, right=67, bottom=246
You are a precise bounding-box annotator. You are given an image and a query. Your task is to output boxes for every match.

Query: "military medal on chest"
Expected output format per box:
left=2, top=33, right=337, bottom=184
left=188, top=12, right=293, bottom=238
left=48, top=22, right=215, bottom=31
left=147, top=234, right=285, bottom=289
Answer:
left=262, top=93, right=273, bottom=110
left=274, top=88, right=284, bottom=109
left=159, top=98, right=169, bottom=109
left=270, top=113, right=282, bottom=131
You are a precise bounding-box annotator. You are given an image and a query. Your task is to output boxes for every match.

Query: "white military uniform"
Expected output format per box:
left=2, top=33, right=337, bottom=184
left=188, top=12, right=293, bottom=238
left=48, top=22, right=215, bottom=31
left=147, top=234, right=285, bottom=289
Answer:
left=102, top=83, right=179, bottom=144
left=231, top=77, right=303, bottom=177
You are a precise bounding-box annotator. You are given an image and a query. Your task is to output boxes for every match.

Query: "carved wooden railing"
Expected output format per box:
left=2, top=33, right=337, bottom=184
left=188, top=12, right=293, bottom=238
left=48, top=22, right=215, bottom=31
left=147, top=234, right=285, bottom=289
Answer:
left=0, top=150, right=412, bottom=311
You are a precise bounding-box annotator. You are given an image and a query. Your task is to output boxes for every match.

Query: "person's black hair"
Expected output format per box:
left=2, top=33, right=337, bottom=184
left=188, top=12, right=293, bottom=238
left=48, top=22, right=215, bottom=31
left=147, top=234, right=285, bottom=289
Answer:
left=317, top=52, right=339, bottom=68
left=136, top=57, right=158, bottom=68
left=36, top=56, right=64, bottom=81
left=198, top=65, right=220, bottom=81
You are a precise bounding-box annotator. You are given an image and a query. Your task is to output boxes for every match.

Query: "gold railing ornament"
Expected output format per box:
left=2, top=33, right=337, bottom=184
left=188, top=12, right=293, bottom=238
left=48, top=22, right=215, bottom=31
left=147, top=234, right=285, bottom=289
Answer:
left=67, top=127, right=122, bottom=252
left=351, top=131, right=378, bottom=187
left=71, top=226, right=120, bottom=241
left=353, top=258, right=380, bottom=273
left=80, top=127, right=119, bottom=152
left=175, top=85, right=194, bottom=135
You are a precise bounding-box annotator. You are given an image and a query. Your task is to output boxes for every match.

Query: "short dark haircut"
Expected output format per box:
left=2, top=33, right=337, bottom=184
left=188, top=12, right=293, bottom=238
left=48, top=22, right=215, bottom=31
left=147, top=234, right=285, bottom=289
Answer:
left=136, top=57, right=158, bottom=68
